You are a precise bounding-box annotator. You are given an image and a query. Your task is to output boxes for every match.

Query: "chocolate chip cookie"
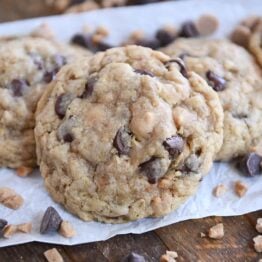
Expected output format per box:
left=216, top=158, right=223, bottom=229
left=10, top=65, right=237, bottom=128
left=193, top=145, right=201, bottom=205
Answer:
left=0, top=37, right=90, bottom=168
left=35, top=45, right=223, bottom=223
left=161, top=38, right=262, bottom=161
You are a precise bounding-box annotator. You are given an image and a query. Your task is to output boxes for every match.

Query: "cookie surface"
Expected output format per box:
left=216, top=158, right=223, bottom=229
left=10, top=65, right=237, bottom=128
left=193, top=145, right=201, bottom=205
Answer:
left=35, top=45, right=223, bottom=223
left=0, top=37, right=90, bottom=168
left=162, top=38, right=262, bottom=161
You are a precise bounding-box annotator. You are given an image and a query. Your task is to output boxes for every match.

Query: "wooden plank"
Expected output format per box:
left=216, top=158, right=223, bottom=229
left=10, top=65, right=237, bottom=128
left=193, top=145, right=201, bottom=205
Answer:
left=155, top=211, right=262, bottom=262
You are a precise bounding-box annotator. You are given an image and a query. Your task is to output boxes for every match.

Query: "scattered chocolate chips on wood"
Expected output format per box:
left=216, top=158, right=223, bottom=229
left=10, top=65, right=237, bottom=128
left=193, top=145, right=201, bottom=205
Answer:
left=238, top=152, right=262, bottom=176
left=40, top=206, right=62, bottom=234
left=122, top=252, right=146, bottom=262
left=206, top=70, right=226, bottom=91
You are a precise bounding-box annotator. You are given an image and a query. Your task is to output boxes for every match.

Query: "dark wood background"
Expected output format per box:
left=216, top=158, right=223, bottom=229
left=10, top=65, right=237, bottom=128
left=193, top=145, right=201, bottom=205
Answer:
left=0, top=1, right=261, bottom=261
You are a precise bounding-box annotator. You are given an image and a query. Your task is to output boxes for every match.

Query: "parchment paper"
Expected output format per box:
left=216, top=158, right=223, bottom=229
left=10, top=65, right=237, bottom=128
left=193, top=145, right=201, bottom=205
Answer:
left=0, top=0, right=262, bottom=248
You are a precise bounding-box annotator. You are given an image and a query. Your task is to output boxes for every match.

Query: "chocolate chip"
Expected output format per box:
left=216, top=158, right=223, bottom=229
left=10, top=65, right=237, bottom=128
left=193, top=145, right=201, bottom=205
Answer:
left=55, top=93, right=75, bottom=119
left=0, top=219, right=7, bottom=231
left=80, top=77, right=97, bottom=98
left=71, top=34, right=93, bottom=49
left=57, top=118, right=75, bottom=142
left=113, top=127, right=130, bottom=155
left=139, top=157, right=165, bottom=184
left=122, top=252, right=146, bottom=262
left=95, top=42, right=114, bottom=51
left=179, top=21, right=199, bottom=38
left=63, top=133, right=74, bottom=143
left=29, top=53, right=43, bottom=70
left=163, top=135, right=184, bottom=158
left=136, top=39, right=161, bottom=49
left=53, top=54, right=67, bottom=69
left=238, top=152, right=262, bottom=177
left=134, top=69, right=154, bottom=77
left=10, top=79, right=28, bottom=97
left=155, top=29, right=176, bottom=47
left=165, top=59, right=188, bottom=78
left=206, top=70, right=226, bottom=91
left=43, top=71, right=56, bottom=83
left=40, top=206, right=62, bottom=234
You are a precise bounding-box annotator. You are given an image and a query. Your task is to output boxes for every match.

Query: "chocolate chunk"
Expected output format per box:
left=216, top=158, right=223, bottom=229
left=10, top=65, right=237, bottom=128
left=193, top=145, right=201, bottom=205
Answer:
left=139, top=157, right=165, bottom=184
left=155, top=29, right=176, bottom=47
left=71, top=34, right=93, bottom=50
left=238, top=152, right=262, bottom=177
left=0, top=219, right=7, bottom=231
left=136, top=39, right=161, bottom=49
left=113, top=127, right=130, bottom=155
left=122, top=252, right=146, bottom=262
left=206, top=70, right=226, bottom=91
left=43, top=71, right=56, bottom=83
left=95, top=42, right=114, bottom=51
left=63, top=133, right=74, bottom=143
left=55, top=93, right=75, bottom=119
left=163, top=135, right=184, bottom=158
left=179, top=21, right=199, bottom=38
left=10, top=79, right=28, bottom=97
left=134, top=69, right=154, bottom=77
left=165, top=59, right=188, bottom=78
left=53, top=54, right=67, bottom=69
left=40, top=206, right=62, bottom=234
left=80, top=77, right=97, bottom=98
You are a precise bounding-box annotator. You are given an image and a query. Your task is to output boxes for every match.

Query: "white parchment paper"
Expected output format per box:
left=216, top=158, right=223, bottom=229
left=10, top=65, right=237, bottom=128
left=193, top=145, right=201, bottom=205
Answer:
left=0, top=0, right=262, bottom=248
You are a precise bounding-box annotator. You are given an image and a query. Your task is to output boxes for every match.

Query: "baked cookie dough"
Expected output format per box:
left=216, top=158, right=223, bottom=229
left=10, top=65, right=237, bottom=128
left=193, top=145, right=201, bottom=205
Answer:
left=0, top=37, right=90, bottom=168
left=35, top=45, right=223, bottom=223
left=161, top=38, right=262, bottom=161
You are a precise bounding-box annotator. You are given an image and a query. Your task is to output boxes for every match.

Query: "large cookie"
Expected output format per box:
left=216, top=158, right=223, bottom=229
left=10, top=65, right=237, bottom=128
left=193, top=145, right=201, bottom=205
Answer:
left=161, top=38, right=262, bottom=161
left=0, top=37, right=90, bottom=168
left=35, top=45, right=223, bottom=223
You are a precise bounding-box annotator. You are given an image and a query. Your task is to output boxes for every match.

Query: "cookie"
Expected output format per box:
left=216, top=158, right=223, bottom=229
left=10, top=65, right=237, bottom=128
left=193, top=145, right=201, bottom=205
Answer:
left=249, top=30, right=262, bottom=67
left=0, top=37, right=90, bottom=168
left=161, top=38, right=262, bottom=161
left=35, top=45, right=223, bottom=223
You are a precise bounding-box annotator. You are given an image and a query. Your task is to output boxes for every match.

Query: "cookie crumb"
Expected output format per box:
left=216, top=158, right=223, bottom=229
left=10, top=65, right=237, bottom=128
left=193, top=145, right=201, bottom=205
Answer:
left=44, top=248, right=64, bottom=262
left=16, top=166, right=33, bottom=177
left=0, top=187, right=24, bottom=210
left=59, top=221, right=76, bottom=238
left=253, top=235, right=262, bottom=253
left=196, top=14, right=219, bottom=36
left=160, top=250, right=178, bottom=262
left=17, top=223, right=32, bottom=233
left=3, top=225, right=18, bottom=238
left=213, top=184, right=227, bottom=197
left=208, top=223, right=224, bottom=239
left=200, top=232, right=206, bottom=238
left=234, top=181, right=248, bottom=197
left=256, top=218, right=262, bottom=233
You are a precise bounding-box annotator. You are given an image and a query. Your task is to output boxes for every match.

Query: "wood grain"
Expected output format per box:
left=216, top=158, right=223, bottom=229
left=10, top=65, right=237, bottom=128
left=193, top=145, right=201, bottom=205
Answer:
left=0, top=1, right=261, bottom=262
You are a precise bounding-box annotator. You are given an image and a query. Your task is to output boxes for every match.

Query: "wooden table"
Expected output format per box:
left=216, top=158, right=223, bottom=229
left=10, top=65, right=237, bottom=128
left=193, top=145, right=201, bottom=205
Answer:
left=0, top=1, right=261, bottom=261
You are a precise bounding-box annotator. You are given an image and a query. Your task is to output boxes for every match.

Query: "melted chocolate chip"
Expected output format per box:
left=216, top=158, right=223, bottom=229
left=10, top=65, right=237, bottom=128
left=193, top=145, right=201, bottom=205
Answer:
left=136, top=39, right=161, bottom=50
left=163, top=135, right=184, bottom=158
left=139, top=157, right=165, bottom=184
left=40, top=206, right=62, bottom=234
left=80, top=77, right=97, bottom=98
left=165, top=59, right=188, bottom=78
left=113, top=127, right=130, bottom=155
left=238, top=152, right=262, bottom=176
left=0, top=219, right=7, bottom=231
left=43, top=71, right=55, bottom=83
left=155, top=29, right=176, bottom=47
left=10, top=79, right=28, bottom=97
left=206, top=70, right=226, bottom=91
left=179, top=21, right=199, bottom=38
left=122, top=252, right=146, bottom=262
left=71, top=34, right=93, bottom=49
left=134, top=69, right=154, bottom=77
left=55, top=93, right=75, bottom=119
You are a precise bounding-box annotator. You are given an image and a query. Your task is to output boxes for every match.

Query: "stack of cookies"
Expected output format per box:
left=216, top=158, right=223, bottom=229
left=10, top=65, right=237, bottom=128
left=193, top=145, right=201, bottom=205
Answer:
left=0, top=16, right=261, bottom=224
